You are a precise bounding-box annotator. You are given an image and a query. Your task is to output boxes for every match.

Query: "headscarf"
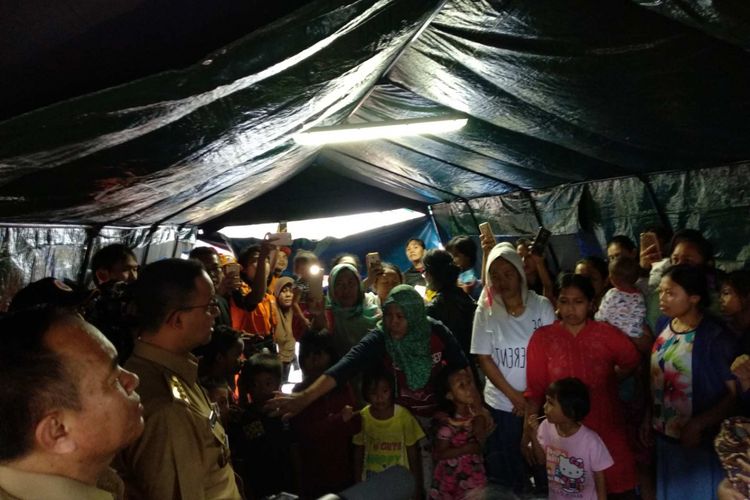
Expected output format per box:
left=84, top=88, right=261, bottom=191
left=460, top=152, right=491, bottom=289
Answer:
left=327, top=263, right=381, bottom=353
left=379, top=284, right=433, bottom=390
left=477, top=242, right=528, bottom=313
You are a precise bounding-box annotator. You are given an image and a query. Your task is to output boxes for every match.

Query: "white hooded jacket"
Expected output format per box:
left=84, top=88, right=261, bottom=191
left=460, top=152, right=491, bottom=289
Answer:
left=470, top=242, right=555, bottom=411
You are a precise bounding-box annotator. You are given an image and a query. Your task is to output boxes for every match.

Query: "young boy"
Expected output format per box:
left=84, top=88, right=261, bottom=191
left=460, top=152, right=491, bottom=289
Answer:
left=353, top=369, right=425, bottom=496
left=292, top=250, right=319, bottom=335
left=229, top=353, right=294, bottom=499
left=529, top=378, right=613, bottom=500
left=291, top=332, right=361, bottom=498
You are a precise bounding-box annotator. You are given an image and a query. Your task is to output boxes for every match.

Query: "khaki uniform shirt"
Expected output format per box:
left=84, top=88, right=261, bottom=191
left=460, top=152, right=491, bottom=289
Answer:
left=0, top=466, right=123, bottom=500
left=120, top=341, right=241, bottom=500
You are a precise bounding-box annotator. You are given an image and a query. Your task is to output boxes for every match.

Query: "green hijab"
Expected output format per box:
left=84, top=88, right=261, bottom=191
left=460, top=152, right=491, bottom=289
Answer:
left=379, top=284, right=433, bottom=390
left=327, top=264, right=381, bottom=353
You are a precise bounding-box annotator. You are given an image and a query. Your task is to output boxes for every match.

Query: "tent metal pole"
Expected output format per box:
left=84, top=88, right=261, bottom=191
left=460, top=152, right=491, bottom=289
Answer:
left=172, top=223, right=187, bottom=257
left=77, top=225, right=101, bottom=286
left=141, top=224, right=159, bottom=265
left=637, top=174, right=672, bottom=232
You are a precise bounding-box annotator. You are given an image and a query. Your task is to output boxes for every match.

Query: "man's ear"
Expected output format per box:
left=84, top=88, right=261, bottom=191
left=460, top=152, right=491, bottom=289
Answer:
left=95, top=269, right=110, bottom=284
left=35, top=412, right=76, bottom=455
left=446, top=391, right=454, bottom=401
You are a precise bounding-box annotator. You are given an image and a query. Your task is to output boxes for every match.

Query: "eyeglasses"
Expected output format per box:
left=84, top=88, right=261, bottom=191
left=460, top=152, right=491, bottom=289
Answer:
left=167, top=299, right=221, bottom=323
left=178, top=298, right=220, bottom=314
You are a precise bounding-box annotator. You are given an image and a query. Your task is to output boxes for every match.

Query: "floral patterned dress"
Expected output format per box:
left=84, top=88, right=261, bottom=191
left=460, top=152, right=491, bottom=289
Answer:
left=429, top=413, right=487, bottom=500
left=651, top=323, right=694, bottom=438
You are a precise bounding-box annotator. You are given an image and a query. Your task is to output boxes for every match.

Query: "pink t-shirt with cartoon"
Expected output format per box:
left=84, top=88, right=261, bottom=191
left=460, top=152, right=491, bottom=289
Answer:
left=537, top=420, right=613, bottom=499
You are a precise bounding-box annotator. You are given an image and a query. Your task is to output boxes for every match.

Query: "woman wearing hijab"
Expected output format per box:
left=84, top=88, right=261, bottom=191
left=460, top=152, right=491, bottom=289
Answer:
left=325, top=263, right=381, bottom=356
left=268, top=285, right=470, bottom=418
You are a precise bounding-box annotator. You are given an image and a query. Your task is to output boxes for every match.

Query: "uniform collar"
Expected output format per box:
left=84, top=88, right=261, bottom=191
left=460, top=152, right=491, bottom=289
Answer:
left=0, top=466, right=122, bottom=500
left=132, top=340, right=199, bottom=385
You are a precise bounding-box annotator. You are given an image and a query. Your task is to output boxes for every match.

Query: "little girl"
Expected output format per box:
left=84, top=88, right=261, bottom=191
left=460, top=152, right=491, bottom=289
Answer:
left=529, top=377, right=612, bottom=500
left=430, top=366, right=490, bottom=500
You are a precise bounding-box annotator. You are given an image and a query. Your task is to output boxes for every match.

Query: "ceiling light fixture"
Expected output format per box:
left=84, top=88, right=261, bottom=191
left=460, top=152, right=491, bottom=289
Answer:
left=293, top=115, right=468, bottom=145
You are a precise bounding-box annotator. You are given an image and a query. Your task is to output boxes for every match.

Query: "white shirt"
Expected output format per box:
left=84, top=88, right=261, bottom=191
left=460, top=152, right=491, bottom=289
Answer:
left=471, top=291, right=555, bottom=411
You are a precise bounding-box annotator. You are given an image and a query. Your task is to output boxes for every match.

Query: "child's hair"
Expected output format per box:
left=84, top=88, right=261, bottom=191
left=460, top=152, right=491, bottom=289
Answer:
left=547, top=377, right=590, bottom=422
left=201, top=376, right=230, bottom=393
left=435, top=364, right=467, bottom=414
left=556, top=273, right=595, bottom=302
left=362, top=368, right=396, bottom=403
left=298, top=330, right=341, bottom=368
left=293, top=250, right=318, bottom=273
left=423, top=249, right=461, bottom=290
left=331, top=253, right=361, bottom=271
left=608, top=256, right=640, bottom=287
left=238, top=352, right=282, bottom=395
left=445, top=236, right=477, bottom=267
left=662, top=264, right=711, bottom=310
left=378, top=262, right=404, bottom=283
left=608, top=235, right=637, bottom=254
left=575, top=256, right=609, bottom=283
left=721, top=269, right=750, bottom=299
left=193, top=325, right=241, bottom=364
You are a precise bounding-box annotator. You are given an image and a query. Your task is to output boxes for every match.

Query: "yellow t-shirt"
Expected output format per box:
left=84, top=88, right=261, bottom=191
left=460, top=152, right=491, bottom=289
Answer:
left=353, top=404, right=425, bottom=478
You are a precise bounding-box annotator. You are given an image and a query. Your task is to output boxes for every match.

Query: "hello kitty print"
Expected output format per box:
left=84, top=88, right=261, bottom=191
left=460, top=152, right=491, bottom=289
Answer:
left=537, top=420, right=613, bottom=500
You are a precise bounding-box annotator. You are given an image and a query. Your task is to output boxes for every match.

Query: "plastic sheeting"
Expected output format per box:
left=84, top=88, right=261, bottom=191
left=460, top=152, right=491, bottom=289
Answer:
left=432, top=162, right=750, bottom=267
left=0, top=0, right=446, bottom=225
left=0, top=0, right=749, bottom=256
left=0, top=225, right=197, bottom=310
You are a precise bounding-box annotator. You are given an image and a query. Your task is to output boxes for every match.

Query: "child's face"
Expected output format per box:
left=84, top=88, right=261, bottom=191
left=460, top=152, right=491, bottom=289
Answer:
left=375, top=269, right=401, bottom=298
left=278, top=284, right=294, bottom=308
left=249, top=372, right=281, bottom=405
left=447, top=369, right=476, bottom=406
left=720, top=284, right=744, bottom=317
left=208, top=386, right=231, bottom=417
left=449, top=250, right=471, bottom=271
left=543, top=394, right=568, bottom=425
left=366, top=379, right=393, bottom=412
left=300, top=350, right=332, bottom=380
left=275, top=252, right=288, bottom=272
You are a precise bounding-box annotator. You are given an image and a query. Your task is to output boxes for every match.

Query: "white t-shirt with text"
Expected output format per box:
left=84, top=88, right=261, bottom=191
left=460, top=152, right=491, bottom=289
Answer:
left=470, top=291, right=555, bottom=411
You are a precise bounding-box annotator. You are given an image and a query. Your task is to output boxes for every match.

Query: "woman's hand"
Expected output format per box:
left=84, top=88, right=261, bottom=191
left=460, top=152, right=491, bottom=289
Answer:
left=509, top=389, right=527, bottom=416
left=639, top=411, right=654, bottom=448
left=264, top=391, right=309, bottom=420
left=732, top=356, right=750, bottom=392
left=640, top=243, right=661, bottom=270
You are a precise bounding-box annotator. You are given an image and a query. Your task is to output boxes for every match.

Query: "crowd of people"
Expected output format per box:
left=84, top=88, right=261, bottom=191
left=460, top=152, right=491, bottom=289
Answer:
left=0, top=226, right=749, bottom=500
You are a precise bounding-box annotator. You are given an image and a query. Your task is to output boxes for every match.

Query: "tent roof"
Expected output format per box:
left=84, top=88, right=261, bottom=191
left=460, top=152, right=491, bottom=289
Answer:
left=1, top=0, right=749, bottom=227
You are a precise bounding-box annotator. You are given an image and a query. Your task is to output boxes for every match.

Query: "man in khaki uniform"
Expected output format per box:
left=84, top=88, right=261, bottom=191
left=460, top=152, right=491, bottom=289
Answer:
left=0, top=307, right=144, bottom=500
left=120, top=258, right=242, bottom=500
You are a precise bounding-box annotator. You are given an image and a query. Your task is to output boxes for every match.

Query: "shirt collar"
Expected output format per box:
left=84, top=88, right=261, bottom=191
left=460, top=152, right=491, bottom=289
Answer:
left=0, top=466, right=121, bottom=500
left=132, top=340, right=199, bottom=385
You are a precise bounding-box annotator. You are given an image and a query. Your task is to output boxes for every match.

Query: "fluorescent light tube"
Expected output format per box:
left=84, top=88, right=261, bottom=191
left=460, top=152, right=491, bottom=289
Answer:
left=294, top=116, right=468, bottom=145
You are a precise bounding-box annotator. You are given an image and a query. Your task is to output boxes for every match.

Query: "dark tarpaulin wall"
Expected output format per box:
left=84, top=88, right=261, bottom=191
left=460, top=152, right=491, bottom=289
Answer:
left=432, top=162, right=750, bottom=271
left=0, top=225, right=197, bottom=310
